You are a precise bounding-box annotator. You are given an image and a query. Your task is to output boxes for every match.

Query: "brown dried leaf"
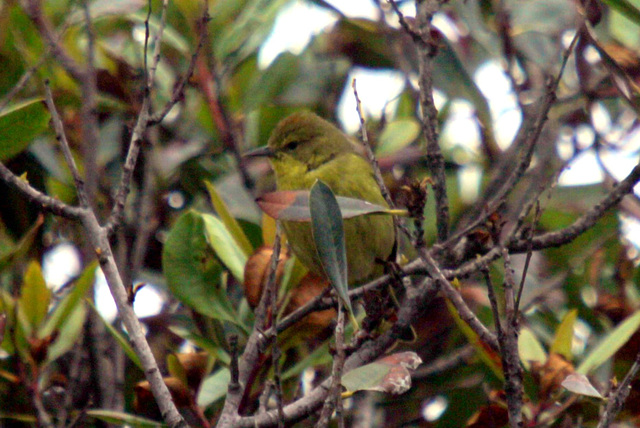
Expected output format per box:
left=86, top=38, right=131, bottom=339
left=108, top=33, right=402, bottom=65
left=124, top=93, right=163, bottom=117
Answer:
left=531, top=352, right=575, bottom=399
left=243, top=246, right=289, bottom=308
left=177, top=351, right=211, bottom=394
left=284, top=272, right=336, bottom=340
left=134, top=376, right=193, bottom=416
left=466, top=403, right=509, bottom=428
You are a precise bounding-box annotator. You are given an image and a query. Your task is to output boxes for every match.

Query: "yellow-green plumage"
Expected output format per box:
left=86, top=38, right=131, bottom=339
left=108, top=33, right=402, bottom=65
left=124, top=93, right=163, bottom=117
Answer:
left=265, top=111, right=395, bottom=285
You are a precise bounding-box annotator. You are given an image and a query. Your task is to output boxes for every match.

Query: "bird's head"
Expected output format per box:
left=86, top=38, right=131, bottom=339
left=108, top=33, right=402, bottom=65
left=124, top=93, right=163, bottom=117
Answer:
left=246, top=111, right=357, bottom=173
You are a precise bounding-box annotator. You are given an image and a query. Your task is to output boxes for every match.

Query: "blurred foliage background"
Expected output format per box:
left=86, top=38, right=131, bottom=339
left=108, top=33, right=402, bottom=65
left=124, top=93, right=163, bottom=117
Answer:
left=2, top=0, right=640, bottom=426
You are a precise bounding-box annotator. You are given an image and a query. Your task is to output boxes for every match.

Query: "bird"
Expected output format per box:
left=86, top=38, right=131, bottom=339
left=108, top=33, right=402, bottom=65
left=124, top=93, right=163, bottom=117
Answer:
left=247, top=110, right=395, bottom=287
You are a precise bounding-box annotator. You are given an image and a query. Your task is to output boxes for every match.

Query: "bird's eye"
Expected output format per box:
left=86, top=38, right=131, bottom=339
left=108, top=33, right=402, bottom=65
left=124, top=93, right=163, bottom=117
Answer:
left=285, top=140, right=301, bottom=151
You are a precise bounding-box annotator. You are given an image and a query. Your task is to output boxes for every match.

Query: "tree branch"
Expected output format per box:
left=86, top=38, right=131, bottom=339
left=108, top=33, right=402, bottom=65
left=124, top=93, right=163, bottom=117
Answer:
left=106, top=0, right=170, bottom=234
left=416, top=0, right=449, bottom=241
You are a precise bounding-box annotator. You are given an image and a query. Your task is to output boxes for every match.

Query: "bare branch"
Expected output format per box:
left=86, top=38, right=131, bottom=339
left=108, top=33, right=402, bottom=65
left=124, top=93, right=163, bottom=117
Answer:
left=500, top=248, right=524, bottom=428
left=0, top=55, right=47, bottom=113
left=106, top=0, right=170, bottom=233
left=195, top=58, right=254, bottom=191
left=233, top=279, right=438, bottom=428
left=0, top=161, right=85, bottom=219
left=23, top=0, right=85, bottom=81
left=352, top=79, right=395, bottom=208
left=150, top=7, right=210, bottom=125
left=218, top=229, right=283, bottom=426
left=437, top=30, right=581, bottom=254
left=417, top=247, right=499, bottom=351
left=316, top=305, right=346, bottom=428
left=79, top=0, right=100, bottom=205
left=416, top=0, right=449, bottom=241
left=43, top=80, right=88, bottom=207
left=80, top=211, right=187, bottom=427
left=597, top=349, right=640, bottom=428
left=511, top=161, right=640, bottom=251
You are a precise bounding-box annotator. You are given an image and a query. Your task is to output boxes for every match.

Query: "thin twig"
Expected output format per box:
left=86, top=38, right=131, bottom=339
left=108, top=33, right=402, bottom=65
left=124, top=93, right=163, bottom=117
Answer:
left=106, top=0, right=170, bottom=234
left=233, top=279, right=438, bottom=427
left=413, top=345, right=474, bottom=379
left=195, top=58, right=254, bottom=191
left=150, top=6, right=210, bottom=125
left=352, top=79, right=412, bottom=243
left=130, top=145, right=159, bottom=277
left=23, top=0, right=85, bottom=81
left=316, top=303, right=346, bottom=428
left=57, top=330, right=85, bottom=428
left=79, top=0, right=100, bottom=206
left=218, top=228, right=282, bottom=426
left=0, top=55, right=48, bottom=112
left=514, top=201, right=540, bottom=314
left=0, top=162, right=85, bottom=219
left=596, top=349, right=640, bottom=428
left=387, top=0, right=425, bottom=44
left=32, top=387, right=54, bottom=428
left=482, top=267, right=504, bottom=338
left=416, top=0, right=449, bottom=242
left=43, top=80, right=88, bottom=207
left=500, top=247, right=524, bottom=428
left=436, top=30, right=581, bottom=254
left=418, top=246, right=500, bottom=351
left=268, top=227, right=285, bottom=428
left=511, top=161, right=640, bottom=251
left=351, top=79, right=395, bottom=208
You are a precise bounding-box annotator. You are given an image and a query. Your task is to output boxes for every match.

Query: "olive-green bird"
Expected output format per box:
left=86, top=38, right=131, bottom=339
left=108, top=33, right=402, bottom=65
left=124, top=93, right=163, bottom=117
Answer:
left=248, top=111, right=395, bottom=286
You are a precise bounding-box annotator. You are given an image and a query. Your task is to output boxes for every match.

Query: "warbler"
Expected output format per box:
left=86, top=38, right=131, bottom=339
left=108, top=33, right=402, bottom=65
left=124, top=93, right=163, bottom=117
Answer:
left=247, top=111, right=395, bottom=286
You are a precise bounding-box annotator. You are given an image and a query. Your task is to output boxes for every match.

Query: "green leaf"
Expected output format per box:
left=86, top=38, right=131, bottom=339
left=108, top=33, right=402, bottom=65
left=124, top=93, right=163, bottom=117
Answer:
left=309, top=180, right=353, bottom=317
left=162, top=211, right=246, bottom=330
left=166, top=353, right=189, bottom=390
left=17, top=261, right=51, bottom=336
left=601, top=0, right=640, bottom=27
left=40, top=261, right=97, bottom=338
left=197, top=368, right=231, bottom=408
left=46, top=303, right=86, bottom=363
left=0, top=99, right=50, bottom=161
left=86, top=409, right=165, bottom=427
left=88, top=300, right=143, bottom=370
left=518, top=327, right=547, bottom=370
left=204, top=181, right=254, bottom=257
left=0, top=215, right=43, bottom=274
left=444, top=283, right=503, bottom=380
left=244, top=52, right=300, bottom=110
left=201, top=213, right=248, bottom=283
left=577, top=309, right=640, bottom=374
left=342, top=352, right=422, bottom=395
left=169, top=323, right=231, bottom=365
left=376, top=118, right=421, bottom=156
left=0, top=290, right=16, bottom=354
left=257, top=190, right=405, bottom=222
left=433, top=41, right=496, bottom=150
left=282, top=342, right=332, bottom=381
left=214, top=0, right=291, bottom=66
left=0, top=413, right=37, bottom=423
left=550, top=309, right=578, bottom=360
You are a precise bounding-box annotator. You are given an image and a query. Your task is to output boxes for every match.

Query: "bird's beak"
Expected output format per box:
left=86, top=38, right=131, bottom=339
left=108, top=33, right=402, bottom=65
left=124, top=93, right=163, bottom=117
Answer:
left=244, top=146, right=275, bottom=158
